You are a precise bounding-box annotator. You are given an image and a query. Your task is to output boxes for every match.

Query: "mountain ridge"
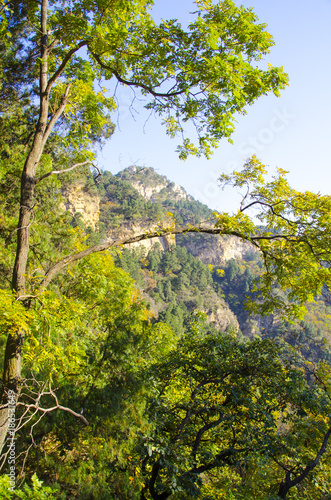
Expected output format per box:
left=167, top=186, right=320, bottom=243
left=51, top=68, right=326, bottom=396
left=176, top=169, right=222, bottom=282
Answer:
left=59, top=165, right=331, bottom=348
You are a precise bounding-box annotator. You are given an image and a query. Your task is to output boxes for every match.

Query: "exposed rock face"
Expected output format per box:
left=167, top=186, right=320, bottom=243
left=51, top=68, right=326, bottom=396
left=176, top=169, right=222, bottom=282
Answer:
left=176, top=233, right=255, bottom=266
left=207, top=302, right=239, bottom=332
left=60, top=169, right=253, bottom=266
left=240, top=313, right=277, bottom=338
left=122, top=165, right=189, bottom=202
left=107, top=220, right=176, bottom=251
left=61, top=182, right=100, bottom=230
left=59, top=167, right=255, bottom=336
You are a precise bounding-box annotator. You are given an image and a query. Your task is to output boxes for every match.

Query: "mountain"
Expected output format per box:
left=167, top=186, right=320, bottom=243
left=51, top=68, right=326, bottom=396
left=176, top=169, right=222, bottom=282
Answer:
left=60, top=165, right=331, bottom=353
left=64, top=165, right=253, bottom=260
left=59, top=166, right=255, bottom=333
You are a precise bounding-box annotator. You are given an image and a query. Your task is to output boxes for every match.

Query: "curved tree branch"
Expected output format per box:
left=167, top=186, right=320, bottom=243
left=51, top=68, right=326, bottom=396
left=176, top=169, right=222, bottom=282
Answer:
left=278, top=426, right=331, bottom=499
left=15, top=380, right=89, bottom=428
left=39, top=224, right=250, bottom=290
left=36, top=161, right=101, bottom=183
left=91, top=51, right=185, bottom=98
left=38, top=221, right=326, bottom=292
left=192, top=414, right=223, bottom=461
left=45, top=40, right=88, bottom=95
left=42, top=83, right=71, bottom=148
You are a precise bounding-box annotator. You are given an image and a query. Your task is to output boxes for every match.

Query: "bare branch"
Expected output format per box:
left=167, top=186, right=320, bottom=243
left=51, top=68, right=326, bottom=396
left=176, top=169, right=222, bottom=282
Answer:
left=0, top=2, right=10, bottom=15
left=16, top=294, right=38, bottom=302
left=36, top=161, right=101, bottom=183
left=240, top=185, right=250, bottom=211
left=47, top=37, right=59, bottom=52
left=10, top=210, right=35, bottom=236
left=16, top=381, right=89, bottom=426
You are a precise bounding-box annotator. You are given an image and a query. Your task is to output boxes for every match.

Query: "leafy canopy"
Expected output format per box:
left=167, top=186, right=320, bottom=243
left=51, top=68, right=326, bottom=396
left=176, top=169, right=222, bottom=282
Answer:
left=217, top=156, right=331, bottom=319
left=1, top=0, right=288, bottom=161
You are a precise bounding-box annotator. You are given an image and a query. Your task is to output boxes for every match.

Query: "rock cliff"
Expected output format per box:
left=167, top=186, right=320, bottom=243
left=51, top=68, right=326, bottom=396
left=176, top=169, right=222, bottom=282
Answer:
left=60, top=166, right=254, bottom=266
left=60, top=166, right=257, bottom=336
left=118, top=165, right=190, bottom=202
left=176, top=232, right=255, bottom=266
left=61, top=181, right=100, bottom=230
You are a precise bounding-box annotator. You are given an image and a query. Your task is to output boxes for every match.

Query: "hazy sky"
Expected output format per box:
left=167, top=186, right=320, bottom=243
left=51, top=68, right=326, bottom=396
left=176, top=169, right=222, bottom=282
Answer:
left=97, top=0, right=331, bottom=213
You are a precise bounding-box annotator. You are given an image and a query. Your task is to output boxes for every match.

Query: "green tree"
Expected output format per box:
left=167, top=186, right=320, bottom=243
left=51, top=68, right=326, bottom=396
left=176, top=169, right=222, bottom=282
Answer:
left=0, top=252, right=176, bottom=497
left=217, top=156, right=331, bottom=318
left=139, top=317, right=331, bottom=500
left=0, top=0, right=288, bottom=457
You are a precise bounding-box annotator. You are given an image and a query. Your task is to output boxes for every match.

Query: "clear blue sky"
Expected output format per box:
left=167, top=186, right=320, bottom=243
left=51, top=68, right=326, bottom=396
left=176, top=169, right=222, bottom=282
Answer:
left=97, top=0, right=331, bottom=213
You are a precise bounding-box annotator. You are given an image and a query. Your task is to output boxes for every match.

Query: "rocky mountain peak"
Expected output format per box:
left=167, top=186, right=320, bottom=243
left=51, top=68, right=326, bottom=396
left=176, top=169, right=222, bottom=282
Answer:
left=116, top=166, right=190, bottom=203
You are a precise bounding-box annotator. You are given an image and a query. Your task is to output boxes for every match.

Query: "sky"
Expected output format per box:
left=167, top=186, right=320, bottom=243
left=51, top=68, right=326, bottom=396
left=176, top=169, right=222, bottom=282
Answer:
left=97, top=0, right=331, bottom=213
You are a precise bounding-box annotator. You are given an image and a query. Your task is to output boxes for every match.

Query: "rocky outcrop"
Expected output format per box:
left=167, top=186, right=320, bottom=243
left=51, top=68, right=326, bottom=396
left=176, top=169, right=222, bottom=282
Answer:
left=60, top=172, right=254, bottom=267
left=61, top=181, right=100, bottom=230
left=176, top=233, right=255, bottom=266
left=59, top=167, right=257, bottom=337
left=120, top=165, right=190, bottom=203
left=207, top=301, right=239, bottom=332
left=130, top=179, right=189, bottom=202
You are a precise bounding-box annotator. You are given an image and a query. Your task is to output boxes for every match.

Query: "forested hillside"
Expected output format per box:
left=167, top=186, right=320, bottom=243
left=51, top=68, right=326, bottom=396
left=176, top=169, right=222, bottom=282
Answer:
left=1, top=1, right=331, bottom=499
left=2, top=160, right=331, bottom=499
left=71, top=165, right=331, bottom=359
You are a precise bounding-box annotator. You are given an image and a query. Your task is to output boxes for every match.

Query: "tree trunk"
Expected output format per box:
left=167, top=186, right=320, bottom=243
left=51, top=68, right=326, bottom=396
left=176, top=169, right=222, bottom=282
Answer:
left=0, top=150, right=46, bottom=454
left=0, top=0, right=49, bottom=456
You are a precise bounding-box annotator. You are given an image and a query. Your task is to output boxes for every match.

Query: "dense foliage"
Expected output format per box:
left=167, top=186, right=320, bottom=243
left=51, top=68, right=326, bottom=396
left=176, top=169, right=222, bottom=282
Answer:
left=114, top=244, right=228, bottom=336
left=1, top=0, right=331, bottom=499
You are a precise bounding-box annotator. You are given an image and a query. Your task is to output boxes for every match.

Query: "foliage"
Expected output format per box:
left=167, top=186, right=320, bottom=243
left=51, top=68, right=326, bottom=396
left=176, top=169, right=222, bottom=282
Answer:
left=114, top=244, right=233, bottom=336
left=139, top=316, right=331, bottom=499
left=0, top=473, right=60, bottom=499
left=217, top=156, right=331, bottom=319
left=1, top=0, right=331, bottom=498
left=96, top=166, right=214, bottom=233
left=98, top=172, right=164, bottom=230
left=8, top=252, right=176, bottom=498
left=212, top=253, right=262, bottom=331
left=0, top=0, right=288, bottom=161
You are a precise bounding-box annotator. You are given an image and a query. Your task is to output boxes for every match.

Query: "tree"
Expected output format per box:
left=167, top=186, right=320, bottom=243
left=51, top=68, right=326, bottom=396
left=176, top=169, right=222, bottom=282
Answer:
left=217, top=156, right=331, bottom=318
left=0, top=0, right=289, bottom=452
left=0, top=251, right=177, bottom=497
left=139, top=317, right=331, bottom=500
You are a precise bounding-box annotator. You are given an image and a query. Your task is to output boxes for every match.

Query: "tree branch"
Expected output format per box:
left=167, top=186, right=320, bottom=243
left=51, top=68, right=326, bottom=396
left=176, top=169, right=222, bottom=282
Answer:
left=39, top=224, right=250, bottom=290
left=278, top=426, right=331, bottom=499
left=192, top=414, right=223, bottom=461
left=148, top=460, right=171, bottom=500
left=42, top=83, right=71, bottom=148
left=16, top=381, right=89, bottom=427
left=188, top=447, right=248, bottom=474
left=37, top=221, right=323, bottom=292
left=36, top=161, right=101, bottom=183
left=45, top=40, right=88, bottom=95
left=0, top=2, right=10, bottom=15
left=91, top=52, right=185, bottom=98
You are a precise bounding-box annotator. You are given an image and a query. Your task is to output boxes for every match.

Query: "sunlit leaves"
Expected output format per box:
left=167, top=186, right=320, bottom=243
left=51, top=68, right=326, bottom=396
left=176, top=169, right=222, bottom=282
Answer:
left=217, top=156, right=331, bottom=319
left=141, top=319, right=331, bottom=498
left=37, top=0, right=288, bottom=159
left=0, top=290, right=32, bottom=338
